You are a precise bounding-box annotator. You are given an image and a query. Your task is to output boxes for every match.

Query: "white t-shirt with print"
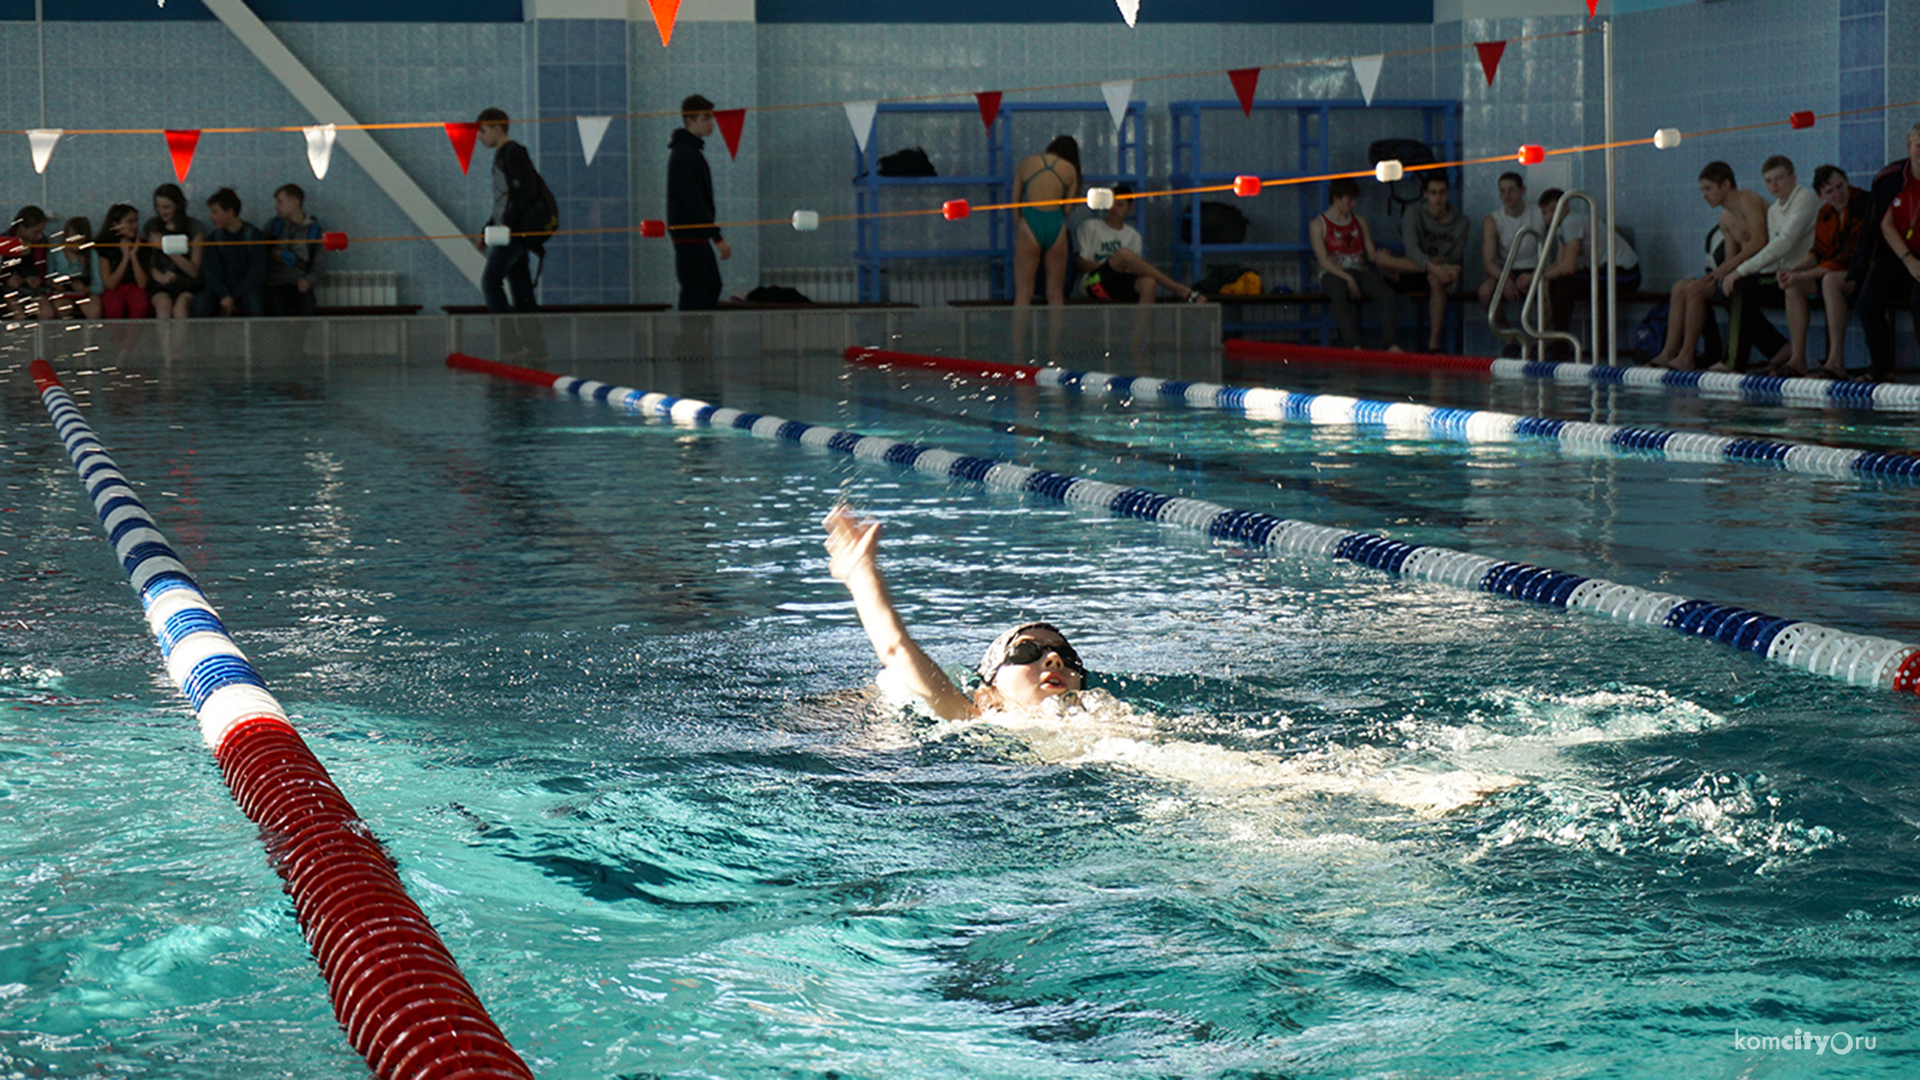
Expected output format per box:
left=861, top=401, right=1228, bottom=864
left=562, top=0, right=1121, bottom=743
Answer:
left=1076, top=218, right=1142, bottom=266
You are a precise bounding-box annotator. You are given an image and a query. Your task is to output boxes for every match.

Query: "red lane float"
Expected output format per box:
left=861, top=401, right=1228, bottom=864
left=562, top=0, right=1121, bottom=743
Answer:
left=1223, top=338, right=1499, bottom=373
left=447, top=352, right=565, bottom=389
left=842, top=346, right=1039, bottom=384
left=27, top=361, right=533, bottom=1080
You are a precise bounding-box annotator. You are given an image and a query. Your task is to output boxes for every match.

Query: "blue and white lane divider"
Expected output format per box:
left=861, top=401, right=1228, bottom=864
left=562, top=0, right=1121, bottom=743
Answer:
left=1222, top=339, right=1920, bottom=412
left=1035, top=368, right=1920, bottom=482
left=448, top=354, right=1920, bottom=697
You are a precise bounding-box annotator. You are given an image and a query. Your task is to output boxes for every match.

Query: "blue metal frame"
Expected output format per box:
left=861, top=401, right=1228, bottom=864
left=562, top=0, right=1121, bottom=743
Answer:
left=1170, top=99, right=1461, bottom=341
left=853, top=101, right=1146, bottom=303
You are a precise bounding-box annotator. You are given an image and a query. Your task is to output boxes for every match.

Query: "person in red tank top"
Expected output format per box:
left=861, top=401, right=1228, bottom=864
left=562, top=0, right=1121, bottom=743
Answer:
left=1310, top=178, right=1417, bottom=351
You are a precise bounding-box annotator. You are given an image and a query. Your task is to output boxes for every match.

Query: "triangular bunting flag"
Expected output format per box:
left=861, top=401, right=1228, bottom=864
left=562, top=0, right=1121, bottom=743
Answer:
left=1115, top=0, right=1139, bottom=27
left=1228, top=67, right=1261, bottom=117
left=577, top=115, right=612, bottom=166
left=164, top=130, right=200, bottom=182
left=975, top=91, right=1002, bottom=131
left=1475, top=41, right=1507, bottom=87
left=445, top=122, right=479, bottom=174
left=1351, top=54, right=1383, bottom=106
left=648, top=0, right=682, bottom=47
left=713, top=108, right=745, bottom=160
left=1586, top=0, right=1598, bottom=17
left=1101, top=80, right=1133, bottom=132
left=303, top=124, right=336, bottom=180
left=27, top=129, right=61, bottom=174
left=844, top=100, right=878, bottom=155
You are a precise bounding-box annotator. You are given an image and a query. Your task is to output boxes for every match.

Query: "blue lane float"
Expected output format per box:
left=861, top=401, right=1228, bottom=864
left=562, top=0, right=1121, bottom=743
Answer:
left=1223, top=338, right=1920, bottom=413
left=447, top=353, right=1920, bottom=698
left=1033, top=367, right=1920, bottom=482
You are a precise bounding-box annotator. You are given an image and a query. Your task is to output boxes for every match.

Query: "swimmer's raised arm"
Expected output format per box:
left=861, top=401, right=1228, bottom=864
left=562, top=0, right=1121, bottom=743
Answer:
left=823, top=507, right=978, bottom=720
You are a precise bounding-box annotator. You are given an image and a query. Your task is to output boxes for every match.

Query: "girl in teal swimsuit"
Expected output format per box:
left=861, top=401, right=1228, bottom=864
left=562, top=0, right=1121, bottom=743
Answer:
left=1012, top=136, right=1081, bottom=319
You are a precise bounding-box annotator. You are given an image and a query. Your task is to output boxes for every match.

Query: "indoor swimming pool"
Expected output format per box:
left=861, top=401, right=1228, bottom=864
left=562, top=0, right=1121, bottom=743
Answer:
left=4, top=338, right=1917, bottom=1078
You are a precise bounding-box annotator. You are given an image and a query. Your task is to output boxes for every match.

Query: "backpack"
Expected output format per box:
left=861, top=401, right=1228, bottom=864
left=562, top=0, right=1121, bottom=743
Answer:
left=1632, top=301, right=1669, bottom=358
left=1368, top=137, right=1438, bottom=220
left=1194, top=263, right=1255, bottom=295
left=745, top=285, right=812, bottom=304
left=511, top=171, right=559, bottom=257
left=877, top=147, right=937, bottom=177
left=1180, top=201, right=1250, bottom=245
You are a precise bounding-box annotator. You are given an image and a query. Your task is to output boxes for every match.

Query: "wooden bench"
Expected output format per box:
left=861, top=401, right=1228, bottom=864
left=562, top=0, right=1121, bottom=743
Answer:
left=314, top=304, right=423, bottom=316
left=440, top=303, right=672, bottom=315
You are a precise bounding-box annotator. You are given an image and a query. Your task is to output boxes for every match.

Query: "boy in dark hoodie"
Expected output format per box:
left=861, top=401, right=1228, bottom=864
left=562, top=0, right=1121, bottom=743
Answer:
left=667, top=94, right=730, bottom=311
left=193, top=188, right=268, bottom=317
left=476, top=106, right=544, bottom=313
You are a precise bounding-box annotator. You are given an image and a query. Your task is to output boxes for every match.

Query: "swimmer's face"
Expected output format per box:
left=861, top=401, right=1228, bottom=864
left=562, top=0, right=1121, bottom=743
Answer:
left=990, top=631, right=1084, bottom=707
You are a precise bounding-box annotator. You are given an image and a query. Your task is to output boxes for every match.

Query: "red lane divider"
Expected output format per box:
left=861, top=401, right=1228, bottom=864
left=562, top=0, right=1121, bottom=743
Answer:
left=446, top=352, right=564, bottom=388
left=842, top=346, right=1038, bottom=384
left=1224, top=338, right=1499, bottom=373
left=29, top=359, right=533, bottom=1080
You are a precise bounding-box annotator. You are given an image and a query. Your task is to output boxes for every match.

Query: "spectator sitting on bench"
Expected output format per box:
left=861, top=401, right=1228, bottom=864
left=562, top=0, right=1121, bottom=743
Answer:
left=1312, top=178, right=1418, bottom=351
left=1476, top=171, right=1544, bottom=354
left=194, top=188, right=269, bottom=318
left=1650, top=161, right=1769, bottom=370
left=1535, top=188, right=1639, bottom=361
left=1399, top=172, right=1469, bottom=353
left=1775, top=163, right=1869, bottom=377
left=1074, top=185, right=1203, bottom=305
left=1714, top=155, right=1816, bottom=372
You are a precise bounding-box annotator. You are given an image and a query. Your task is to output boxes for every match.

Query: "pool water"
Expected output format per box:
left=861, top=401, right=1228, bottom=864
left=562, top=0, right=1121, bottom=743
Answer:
left=3, top=345, right=1918, bottom=1078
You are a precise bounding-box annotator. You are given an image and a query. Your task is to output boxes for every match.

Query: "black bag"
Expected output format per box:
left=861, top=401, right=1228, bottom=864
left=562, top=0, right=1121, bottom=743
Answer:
left=509, top=172, right=559, bottom=257
left=1180, top=201, right=1249, bottom=245
left=877, top=147, right=937, bottom=177
left=1193, top=264, right=1255, bottom=295
left=745, top=285, right=812, bottom=304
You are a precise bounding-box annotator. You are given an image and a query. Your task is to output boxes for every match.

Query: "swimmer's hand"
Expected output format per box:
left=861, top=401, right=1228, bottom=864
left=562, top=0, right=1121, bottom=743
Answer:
left=823, top=506, right=882, bottom=584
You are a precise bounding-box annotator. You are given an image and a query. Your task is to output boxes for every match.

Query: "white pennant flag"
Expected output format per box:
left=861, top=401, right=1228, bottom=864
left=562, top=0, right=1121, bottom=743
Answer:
left=304, top=124, right=336, bottom=180
left=844, top=100, right=878, bottom=155
left=27, top=129, right=61, bottom=174
left=1115, top=0, right=1139, bottom=27
left=1100, top=80, right=1133, bottom=132
left=1352, top=54, right=1384, bottom=106
left=576, top=115, right=612, bottom=166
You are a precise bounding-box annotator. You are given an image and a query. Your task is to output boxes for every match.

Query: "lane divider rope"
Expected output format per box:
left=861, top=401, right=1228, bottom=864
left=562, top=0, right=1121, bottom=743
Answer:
left=838, top=347, right=1920, bottom=483
left=447, top=351, right=1920, bottom=698
left=28, top=359, right=534, bottom=1080
left=1223, top=338, right=1920, bottom=412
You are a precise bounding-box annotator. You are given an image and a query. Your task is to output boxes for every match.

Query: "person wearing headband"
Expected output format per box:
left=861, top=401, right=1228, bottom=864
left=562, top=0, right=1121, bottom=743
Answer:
left=823, top=506, right=1086, bottom=720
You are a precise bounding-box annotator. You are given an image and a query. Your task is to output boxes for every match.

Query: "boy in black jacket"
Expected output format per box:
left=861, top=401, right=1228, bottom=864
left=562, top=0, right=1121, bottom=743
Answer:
left=193, top=188, right=268, bottom=317
left=476, top=107, right=543, bottom=313
left=667, top=94, right=731, bottom=311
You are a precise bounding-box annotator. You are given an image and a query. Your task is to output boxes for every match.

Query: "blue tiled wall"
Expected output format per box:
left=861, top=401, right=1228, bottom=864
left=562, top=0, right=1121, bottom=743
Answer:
left=536, top=18, right=631, bottom=304
left=1838, top=0, right=1886, bottom=181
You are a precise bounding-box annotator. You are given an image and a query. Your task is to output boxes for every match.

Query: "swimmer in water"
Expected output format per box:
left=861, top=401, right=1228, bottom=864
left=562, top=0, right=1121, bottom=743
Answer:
left=824, top=505, right=1084, bottom=721
left=823, top=504, right=1522, bottom=815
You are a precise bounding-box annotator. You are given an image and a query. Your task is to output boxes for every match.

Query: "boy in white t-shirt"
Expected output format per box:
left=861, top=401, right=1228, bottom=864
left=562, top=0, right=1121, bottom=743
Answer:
left=1074, top=185, right=1202, bottom=304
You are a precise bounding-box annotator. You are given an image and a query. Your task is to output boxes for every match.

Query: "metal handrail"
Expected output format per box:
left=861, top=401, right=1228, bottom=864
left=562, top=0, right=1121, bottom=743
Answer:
left=1487, top=224, right=1542, bottom=358
left=1521, top=188, right=1602, bottom=365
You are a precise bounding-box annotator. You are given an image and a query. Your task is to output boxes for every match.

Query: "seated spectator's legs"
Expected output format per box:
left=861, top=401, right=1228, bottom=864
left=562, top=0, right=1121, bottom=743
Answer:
left=1817, top=272, right=1856, bottom=376
left=190, top=291, right=221, bottom=318
left=1357, top=268, right=1404, bottom=351
left=1101, top=247, right=1195, bottom=303
left=1652, top=276, right=1722, bottom=369
left=1322, top=271, right=1364, bottom=348
left=1853, top=258, right=1916, bottom=380
left=1422, top=264, right=1459, bottom=352
left=101, top=282, right=151, bottom=319
left=1724, top=277, right=1789, bottom=372
left=1781, top=275, right=1819, bottom=374
left=266, top=283, right=316, bottom=317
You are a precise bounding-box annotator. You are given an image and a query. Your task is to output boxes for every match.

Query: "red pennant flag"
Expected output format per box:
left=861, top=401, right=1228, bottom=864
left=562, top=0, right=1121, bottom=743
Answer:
left=975, top=91, right=1003, bottom=131
left=1475, top=41, right=1507, bottom=87
left=1228, top=67, right=1261, bottom=117
left=445, top=122, right=479, bottom=174
left=1586, top=0, right=1598, bottom=17
left=648, top=0, right=682, bottom=47
left=713, top=108, right=746, bottom=160
left=164, top=129, right=200, bottom=182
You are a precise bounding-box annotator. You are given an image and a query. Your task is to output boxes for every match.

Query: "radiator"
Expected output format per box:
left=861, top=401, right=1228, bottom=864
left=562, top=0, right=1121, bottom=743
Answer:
left=314, top=270, right=399, bottom=307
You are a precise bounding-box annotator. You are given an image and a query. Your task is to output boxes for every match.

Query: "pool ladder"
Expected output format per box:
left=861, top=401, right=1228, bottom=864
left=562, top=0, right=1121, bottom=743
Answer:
left=1487, top=187, right=1606, bottom=365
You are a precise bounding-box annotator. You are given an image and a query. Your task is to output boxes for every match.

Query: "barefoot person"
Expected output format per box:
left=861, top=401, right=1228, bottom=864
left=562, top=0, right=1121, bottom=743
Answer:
left=1649, top=162, right=1768, bottom=370
left=1011, top=136, right=1080, bottom=358
left=1401, top=172, right=1470, bottom=353
left=1775, top=164, right=1869, bottom=377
